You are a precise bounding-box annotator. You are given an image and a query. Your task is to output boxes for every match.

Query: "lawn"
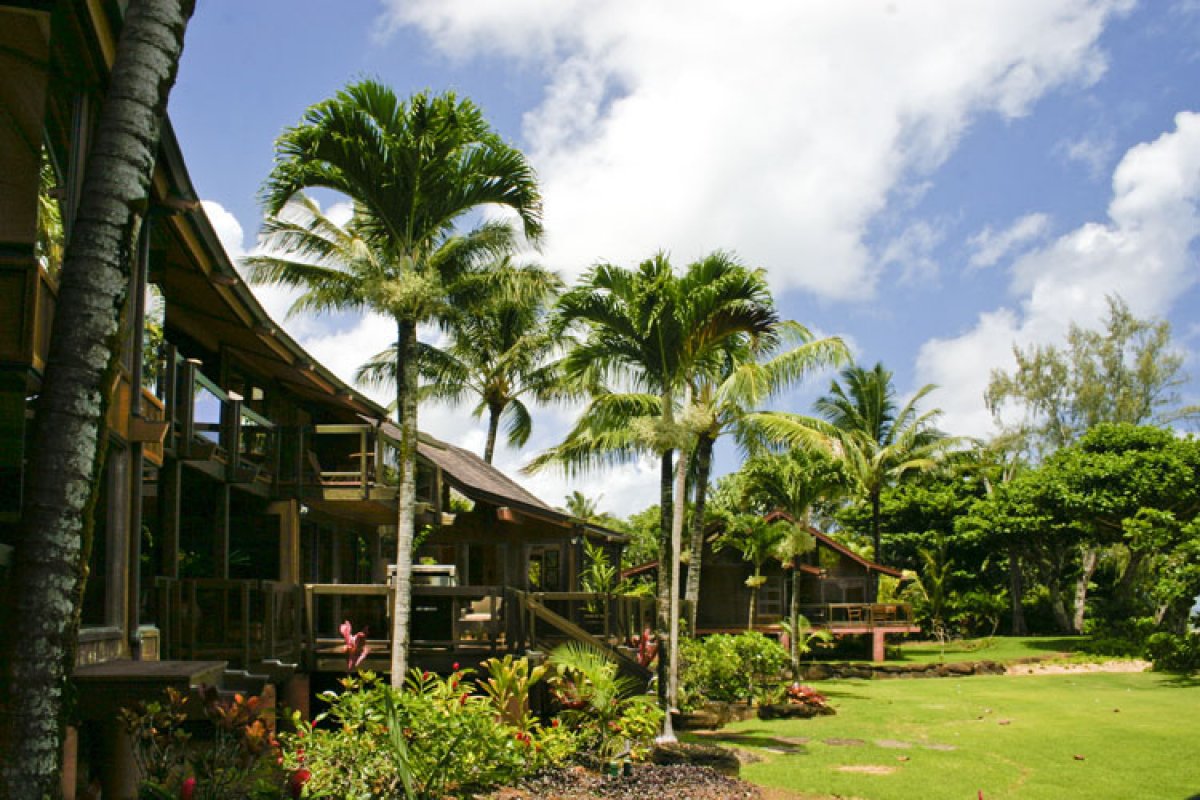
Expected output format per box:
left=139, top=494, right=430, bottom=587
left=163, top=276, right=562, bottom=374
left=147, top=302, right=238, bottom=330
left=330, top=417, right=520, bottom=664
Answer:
left=883, top=635, right=1090, bottom=664
left=703, top=671, right=1200, bottom=800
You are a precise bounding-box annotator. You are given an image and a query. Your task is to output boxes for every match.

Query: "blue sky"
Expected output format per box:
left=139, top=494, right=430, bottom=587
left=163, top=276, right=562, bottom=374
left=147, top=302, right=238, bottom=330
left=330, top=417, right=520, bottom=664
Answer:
left=169, top=1, right=1200, bottom=517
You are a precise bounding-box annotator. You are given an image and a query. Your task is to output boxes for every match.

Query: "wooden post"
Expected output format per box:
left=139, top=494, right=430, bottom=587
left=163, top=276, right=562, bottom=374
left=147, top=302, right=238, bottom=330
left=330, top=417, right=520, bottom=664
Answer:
left=179, top=358, right=200, bottom=458
left=214, top=483, right=229, bottom=579
left=159, top=459, right=181, bottom=578
left=224, top=391, right=243, bottom=480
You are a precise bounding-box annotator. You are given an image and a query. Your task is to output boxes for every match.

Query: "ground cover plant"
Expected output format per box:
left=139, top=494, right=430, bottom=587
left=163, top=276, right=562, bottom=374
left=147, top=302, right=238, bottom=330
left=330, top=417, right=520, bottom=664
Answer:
left=713, top=671, right=1200, bottom=800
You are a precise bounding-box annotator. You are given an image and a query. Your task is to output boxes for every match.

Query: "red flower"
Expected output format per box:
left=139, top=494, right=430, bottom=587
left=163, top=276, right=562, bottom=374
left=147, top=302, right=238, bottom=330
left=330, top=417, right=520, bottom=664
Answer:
left=452, top=662, right=460, bottom=671
left=288, top=767, right=312, bottom=799
left=180, top=777, right=196, bottom=800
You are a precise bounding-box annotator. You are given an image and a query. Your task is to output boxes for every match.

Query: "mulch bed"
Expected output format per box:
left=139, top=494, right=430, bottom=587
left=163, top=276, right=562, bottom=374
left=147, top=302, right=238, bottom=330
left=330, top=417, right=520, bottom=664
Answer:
left=479, top=764, right=762, bottom=799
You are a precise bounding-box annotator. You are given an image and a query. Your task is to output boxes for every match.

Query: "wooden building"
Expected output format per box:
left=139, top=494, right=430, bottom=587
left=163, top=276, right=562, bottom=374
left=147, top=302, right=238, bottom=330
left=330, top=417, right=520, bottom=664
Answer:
left=0, top=3, right=641, bottom=795
left=625, top=518, right=920, bottom=662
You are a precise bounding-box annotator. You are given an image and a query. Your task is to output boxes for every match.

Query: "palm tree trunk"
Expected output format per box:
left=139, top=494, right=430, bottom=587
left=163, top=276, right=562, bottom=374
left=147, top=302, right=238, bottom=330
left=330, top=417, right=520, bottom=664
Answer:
left=684, top=434, right=714, bottom=635
left=667, top=425, right=688, bottom=710
left=0, top=2, right=193, bottom=794
left=483, top=401, right=501, bottom=464
left=748, top=581, right=759, bottom=632
left=871, top=489, right=882, bottom=565
left=655, top=449, right=673, bottom=709
left=390, top=318, right=419, bottom=685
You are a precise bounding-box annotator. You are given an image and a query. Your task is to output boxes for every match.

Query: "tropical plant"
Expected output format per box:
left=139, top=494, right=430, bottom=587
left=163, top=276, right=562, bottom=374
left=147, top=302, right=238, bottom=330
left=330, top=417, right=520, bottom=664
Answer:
left=778, top=614, right=833, bottom=680
left=531, top=251, right=778, bottom=711
left=733, top=447, right=846, bottom=671
left=714, top=513, right=795, bottom=630
left=478, top=654, right=548, bottom=732
left=356, top=259, right=566, bottom=463
left=678, top=631, right=789, bottom=707
left=254, top=83, right=542, bottom=682
left=0, top=3, right=195, bottom=793
left=680, top=323, right=848, bottom=632
left=547, top=642, right=663, bottom=761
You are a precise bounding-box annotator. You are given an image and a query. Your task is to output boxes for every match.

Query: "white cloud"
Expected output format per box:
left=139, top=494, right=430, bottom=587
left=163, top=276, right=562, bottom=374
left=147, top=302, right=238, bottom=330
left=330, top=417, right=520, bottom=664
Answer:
left=1058, top=134, right=1116, bottom=178
left=881, top=219, right=945, bottom=284
left=917, top=111, right=1200, bottom=438
left=381, top=0, right=1131, bottom=298
left=967, top=212, right=1051, bottom=269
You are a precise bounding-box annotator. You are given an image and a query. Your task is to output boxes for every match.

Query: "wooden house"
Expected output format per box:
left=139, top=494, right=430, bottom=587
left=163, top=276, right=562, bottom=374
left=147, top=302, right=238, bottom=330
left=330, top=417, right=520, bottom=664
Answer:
left=624, top=516, right=920, bottom=662
left=0, top=3, right=644, bottom=795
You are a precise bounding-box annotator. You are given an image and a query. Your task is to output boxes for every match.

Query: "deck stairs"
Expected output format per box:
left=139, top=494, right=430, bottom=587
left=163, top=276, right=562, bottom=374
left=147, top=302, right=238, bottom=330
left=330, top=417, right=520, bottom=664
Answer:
left=513, top=590, right=653, bottom=683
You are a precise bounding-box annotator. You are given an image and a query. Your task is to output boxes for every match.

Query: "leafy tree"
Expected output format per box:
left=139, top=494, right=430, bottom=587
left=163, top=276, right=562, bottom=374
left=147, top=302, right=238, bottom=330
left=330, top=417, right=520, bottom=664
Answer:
left=357, top=260, right=566, bottom=463
left=987, top=295, right=1198, bottom=458
left=959, top=424, right=1200, bottom=634
left=0, top=1, right=195, bottom=793
left=256, top=84, right=542, bottom=683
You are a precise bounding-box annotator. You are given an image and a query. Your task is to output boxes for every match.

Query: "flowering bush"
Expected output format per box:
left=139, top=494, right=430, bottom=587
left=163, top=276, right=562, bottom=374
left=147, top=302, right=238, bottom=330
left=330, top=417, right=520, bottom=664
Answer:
left=784, top=682, right=829, bottom=710
left=279, top=667, right=574, bottom=799
left=679, top=631, right=789, bottom=707
left=118, top=686, right=284, bottom=799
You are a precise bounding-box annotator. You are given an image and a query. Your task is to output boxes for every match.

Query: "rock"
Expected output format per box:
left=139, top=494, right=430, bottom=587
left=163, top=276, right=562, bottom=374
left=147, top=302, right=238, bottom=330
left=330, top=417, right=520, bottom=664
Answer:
left=804, top=664, right=833, bottom=681
left=672, top=709, right=722, bottom=731
left=945, top=662, right=974, bottom=675
left=651, top=742, right=741, bottom=777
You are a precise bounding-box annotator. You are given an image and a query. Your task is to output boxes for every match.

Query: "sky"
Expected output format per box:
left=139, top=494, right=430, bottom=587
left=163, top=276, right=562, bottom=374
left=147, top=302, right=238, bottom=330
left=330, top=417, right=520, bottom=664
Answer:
left=169, top=0, right=1200, bottom=519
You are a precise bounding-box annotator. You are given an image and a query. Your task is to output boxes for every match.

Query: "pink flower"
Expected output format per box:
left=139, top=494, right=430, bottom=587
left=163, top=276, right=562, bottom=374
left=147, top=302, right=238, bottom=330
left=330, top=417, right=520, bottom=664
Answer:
left=180, top=777, right=196, bottom=800
left=340, top=620, right=370, bottom=671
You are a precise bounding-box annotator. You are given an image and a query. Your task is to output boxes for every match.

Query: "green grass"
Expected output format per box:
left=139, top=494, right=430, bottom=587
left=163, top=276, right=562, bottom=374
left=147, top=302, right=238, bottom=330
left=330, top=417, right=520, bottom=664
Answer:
left=708, top=671, right=1200, bottom=799
left=882, top=635, right=1090, bottom=665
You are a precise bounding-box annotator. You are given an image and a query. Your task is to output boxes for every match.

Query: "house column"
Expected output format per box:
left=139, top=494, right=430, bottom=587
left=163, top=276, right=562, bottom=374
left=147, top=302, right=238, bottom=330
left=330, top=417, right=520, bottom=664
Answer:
left=213, top=483, right=230, bottom=578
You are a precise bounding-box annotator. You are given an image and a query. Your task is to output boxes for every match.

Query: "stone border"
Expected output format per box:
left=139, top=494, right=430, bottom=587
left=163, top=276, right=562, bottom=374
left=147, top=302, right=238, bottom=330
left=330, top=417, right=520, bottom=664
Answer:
left=800, top=658, right=1014, bottom=680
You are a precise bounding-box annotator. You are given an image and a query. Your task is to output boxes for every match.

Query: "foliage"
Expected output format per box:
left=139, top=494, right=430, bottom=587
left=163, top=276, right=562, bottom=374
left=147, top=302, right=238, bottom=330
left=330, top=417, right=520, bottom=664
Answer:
left=784, top=682, right=830, bottom=711
left=778, top=615, right=833, bottom=679
left=1145, top=632, right=1200, bottom=674
left=280, top=669, right=568, bottom=799
left=987, top=295, right=1198, bottom=458
left=679, top=632, right=789, bottom=708
left=714, top=513, right=795, bottom=628
left=118, top=687, right=282, bottom=800
left=477, top=654, right=547, bottom=732
left=547, top=643, right=663, bottom=760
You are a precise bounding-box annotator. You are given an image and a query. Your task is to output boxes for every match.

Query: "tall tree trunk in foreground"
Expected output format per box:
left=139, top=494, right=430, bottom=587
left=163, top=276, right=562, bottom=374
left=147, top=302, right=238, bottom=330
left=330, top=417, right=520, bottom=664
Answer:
left=390, top=319, right=419, bottom=684
left=0, top=2, right=194, bottom=795
left=655, top=449, right=673, bottom=709
left=684, top=434, right=714, bottom=635
left=667, top=423, right=689, bottom=711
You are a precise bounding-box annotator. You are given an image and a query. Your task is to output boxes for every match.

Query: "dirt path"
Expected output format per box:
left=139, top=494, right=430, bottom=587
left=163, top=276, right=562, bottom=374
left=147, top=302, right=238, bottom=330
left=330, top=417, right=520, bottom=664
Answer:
left=1005, top=659, right=1150, bottom=676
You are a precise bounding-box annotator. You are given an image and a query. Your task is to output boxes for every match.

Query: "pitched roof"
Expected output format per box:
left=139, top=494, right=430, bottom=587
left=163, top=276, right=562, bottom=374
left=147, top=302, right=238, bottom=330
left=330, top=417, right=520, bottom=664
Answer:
left=764, top=511, right=903, bottom=578
left=373, top=419, right=627, bottom=543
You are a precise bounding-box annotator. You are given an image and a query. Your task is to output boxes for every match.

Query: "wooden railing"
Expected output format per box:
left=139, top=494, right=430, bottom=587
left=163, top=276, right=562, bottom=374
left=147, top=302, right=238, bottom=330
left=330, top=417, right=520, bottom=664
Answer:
left=796, top=602, right=916, bottom=629
left=155, top=578, right=303, bottom=667
left=513, top=591, right=656, bottom=652
left=159, top=350, right=277, bottom=483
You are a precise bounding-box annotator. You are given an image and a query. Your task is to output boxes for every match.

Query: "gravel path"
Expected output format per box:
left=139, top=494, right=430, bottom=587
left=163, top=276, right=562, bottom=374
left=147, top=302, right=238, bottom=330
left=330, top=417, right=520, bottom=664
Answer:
left=479, top=764, right=762, bottom=800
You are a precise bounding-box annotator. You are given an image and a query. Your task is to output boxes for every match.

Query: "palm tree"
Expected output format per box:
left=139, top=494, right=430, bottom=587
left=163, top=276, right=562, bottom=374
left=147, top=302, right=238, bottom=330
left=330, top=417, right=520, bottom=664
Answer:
left=736, top=448, right=846, bottom=674
left=816, top=363, right=949, bottom=564
left=357, top=260, right=565, bottom=463
left=751, top=362, right=951, bottom=565
left=680, top=323, right=848, bottom=633
left=256, top=83, right=542, bottom=683
left=0, top=2, right=195, bottom=793
left=715, top=513, right=794, bottom=630
left=532, top=251, right=777, bottom=712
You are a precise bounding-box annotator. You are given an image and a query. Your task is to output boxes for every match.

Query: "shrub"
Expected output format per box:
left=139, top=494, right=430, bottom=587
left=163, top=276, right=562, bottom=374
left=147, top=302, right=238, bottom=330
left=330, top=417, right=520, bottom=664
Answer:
left=547, top=643, right=663, bottom=761
left=118, top=686, right=283, bottom=799
left=280, top=667, right=571, bottom=799
left=679, top=631, right=789, bottom=707
left=1145, top=632, right=1200, bottom=674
